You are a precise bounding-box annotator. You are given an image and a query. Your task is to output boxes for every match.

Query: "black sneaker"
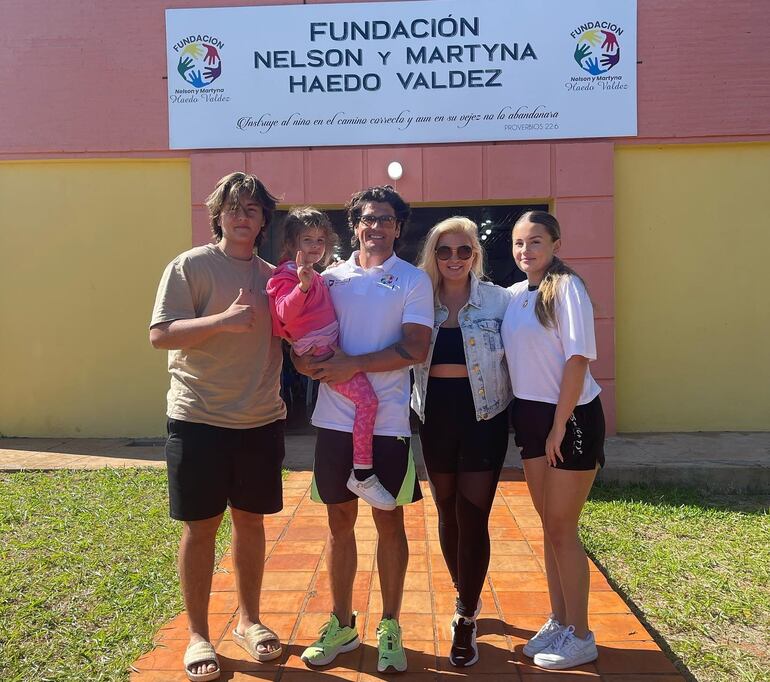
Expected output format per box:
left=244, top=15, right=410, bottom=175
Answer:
left=449, top=617, right=478, bottom=667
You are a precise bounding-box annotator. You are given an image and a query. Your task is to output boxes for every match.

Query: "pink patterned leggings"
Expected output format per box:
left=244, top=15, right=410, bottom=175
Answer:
left=331, top=372, right=378, bottom=469
left=308, top=344, right=378, bottom=469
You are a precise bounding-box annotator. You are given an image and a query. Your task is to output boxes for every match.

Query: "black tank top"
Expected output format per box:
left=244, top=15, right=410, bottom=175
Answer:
left=431, top=326, right=466, bottom=366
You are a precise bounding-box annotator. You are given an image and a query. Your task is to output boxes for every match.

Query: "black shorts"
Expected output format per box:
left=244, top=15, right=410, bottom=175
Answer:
left=512, top=396, right=605, bottom=471
left=165, top=418, right=285, bottom=521
left=311, top=427, right=422, bottom=506
left=418, top=377, right=510, bottom=473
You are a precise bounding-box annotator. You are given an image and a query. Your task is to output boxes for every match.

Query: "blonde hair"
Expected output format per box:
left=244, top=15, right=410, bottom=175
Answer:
left=417, top=216, right=485, bottom=301
left=513, top=210, right=587, bottom=328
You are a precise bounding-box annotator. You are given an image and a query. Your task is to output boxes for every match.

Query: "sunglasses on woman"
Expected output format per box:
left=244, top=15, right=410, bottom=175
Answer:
left=435, top=245, right=473, bottom=261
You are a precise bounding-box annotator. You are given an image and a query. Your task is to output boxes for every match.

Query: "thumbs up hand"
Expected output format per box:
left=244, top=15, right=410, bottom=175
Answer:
left=221, top=287, right=257, bottom=333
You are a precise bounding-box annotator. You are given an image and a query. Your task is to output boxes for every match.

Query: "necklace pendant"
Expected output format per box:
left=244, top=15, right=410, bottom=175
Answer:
left=522, top=298, right=529, bottom=308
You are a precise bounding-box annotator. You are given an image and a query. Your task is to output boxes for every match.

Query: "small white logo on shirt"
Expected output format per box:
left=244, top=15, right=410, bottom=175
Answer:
left=378, top=274, right=399, bottom=290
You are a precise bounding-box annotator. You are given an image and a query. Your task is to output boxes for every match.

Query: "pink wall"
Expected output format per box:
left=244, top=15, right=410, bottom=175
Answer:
left=187, top=142, right=618, bottom=431
left=2, top=0, right=769, bottom=155
left=4, top=0, right=769, bottom=434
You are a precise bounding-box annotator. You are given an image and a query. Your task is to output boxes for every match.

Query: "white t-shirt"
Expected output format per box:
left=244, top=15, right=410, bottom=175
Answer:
left=312, top=252, right=434, bottom=436
left=501, top=277, right=601, bottom=406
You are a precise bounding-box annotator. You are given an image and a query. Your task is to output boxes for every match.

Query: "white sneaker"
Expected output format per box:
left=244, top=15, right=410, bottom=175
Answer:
left=522, top=615, right=563, bottom=657
left=533, top=625, right=598, bottom=670
left=346, top=471, right=396, bottom=510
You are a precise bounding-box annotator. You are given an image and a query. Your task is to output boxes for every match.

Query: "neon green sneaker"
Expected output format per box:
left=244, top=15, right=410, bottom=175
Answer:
left=301, top=612, right=360, bottom=666
left=376, top=618, right=407, bottom=672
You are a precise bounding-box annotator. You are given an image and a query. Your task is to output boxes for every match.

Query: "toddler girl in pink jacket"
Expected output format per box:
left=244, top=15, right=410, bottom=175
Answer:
left=266, top=207, right=395, bottom=510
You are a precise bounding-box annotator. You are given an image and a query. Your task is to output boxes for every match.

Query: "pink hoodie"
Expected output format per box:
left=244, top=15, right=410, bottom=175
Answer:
left=266, top=261, right=337, bottom=344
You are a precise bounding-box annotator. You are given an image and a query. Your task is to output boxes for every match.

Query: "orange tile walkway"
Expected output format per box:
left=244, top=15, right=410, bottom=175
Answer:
left=132, top=470, right=684, bottom=681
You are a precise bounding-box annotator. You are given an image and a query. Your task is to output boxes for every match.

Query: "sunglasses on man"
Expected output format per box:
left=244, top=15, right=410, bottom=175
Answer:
left=359, top=214, right=398, bottom=227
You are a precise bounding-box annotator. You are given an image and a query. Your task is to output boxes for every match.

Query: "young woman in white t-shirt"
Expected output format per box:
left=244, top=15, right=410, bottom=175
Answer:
left=501, top=210, right=605, bottom=671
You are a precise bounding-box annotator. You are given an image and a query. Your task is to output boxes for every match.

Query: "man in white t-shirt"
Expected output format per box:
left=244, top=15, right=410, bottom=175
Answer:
left=295, top=186, right=433, bottom=673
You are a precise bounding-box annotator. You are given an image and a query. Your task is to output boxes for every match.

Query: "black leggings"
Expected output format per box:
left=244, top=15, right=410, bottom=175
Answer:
left=418, top=378, right=509, bottom=618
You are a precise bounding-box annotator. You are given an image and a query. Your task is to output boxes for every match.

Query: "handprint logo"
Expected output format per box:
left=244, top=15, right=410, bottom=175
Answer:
left=600, top=49, right=620, bottom=69
left=203, top=44, right=220, bottom=65
left=573, top=28, right=621, bottom=75
left=181, top=43, right=204, bottom=59
left=581, top=30, right=602, bottom=47
left=601, top=30, right=619, bottom=51
left=204, top=63, right=222, bottom=81
left=188, top=70, right=207, bottom=88
left=574, top=43, right=592, bottom=64
left=175, top=41, right=222, bottom=88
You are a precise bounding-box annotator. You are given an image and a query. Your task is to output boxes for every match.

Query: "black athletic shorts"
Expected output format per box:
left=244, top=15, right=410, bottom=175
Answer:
left=165, top=418, right=285, bottom=521
left=512, top=395, right=605, bottom=471
left=418, top=377, right=510, bottom=473
left=311, top=427, right=422, bottom=506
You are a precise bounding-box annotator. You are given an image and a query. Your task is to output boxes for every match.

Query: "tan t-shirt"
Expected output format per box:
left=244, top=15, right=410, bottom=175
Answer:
left=150, top=244, right=286, bottom=429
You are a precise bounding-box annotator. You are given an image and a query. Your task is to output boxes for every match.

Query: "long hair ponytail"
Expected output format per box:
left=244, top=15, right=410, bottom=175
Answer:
left=513, top=211, right=588, bottom=329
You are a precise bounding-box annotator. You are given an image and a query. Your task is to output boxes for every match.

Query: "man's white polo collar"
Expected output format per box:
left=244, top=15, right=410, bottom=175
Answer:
left=348, top=250, right=399, bottom=273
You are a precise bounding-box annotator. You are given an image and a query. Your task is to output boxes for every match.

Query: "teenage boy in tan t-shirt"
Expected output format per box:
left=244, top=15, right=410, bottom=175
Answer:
left=150, top=172, right=286, bottom=682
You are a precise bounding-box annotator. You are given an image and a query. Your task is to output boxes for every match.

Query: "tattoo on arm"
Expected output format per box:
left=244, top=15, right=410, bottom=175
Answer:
left=393, top=342, right=415, bottom=361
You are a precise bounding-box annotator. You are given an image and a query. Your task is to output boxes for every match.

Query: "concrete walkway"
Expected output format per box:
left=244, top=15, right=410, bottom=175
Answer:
left=2, top=431, right=768, bottom=491
left=131, top=471, right=687, bottom=681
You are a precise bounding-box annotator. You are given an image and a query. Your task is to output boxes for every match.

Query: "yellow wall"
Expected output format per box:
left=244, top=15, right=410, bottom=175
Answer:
left=615, top=143, right=770, bottom=431
left=3, top=149, right=768, bottom=436
left=0, top=159, right=190, bottom=437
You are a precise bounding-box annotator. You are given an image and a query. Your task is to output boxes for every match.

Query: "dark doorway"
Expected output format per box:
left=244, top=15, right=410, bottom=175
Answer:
left=265, top=203, right=546, bottom=287
left=265, top=202, right=548, bottom=430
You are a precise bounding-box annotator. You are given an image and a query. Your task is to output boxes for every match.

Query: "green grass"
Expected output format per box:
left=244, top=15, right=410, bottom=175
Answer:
left=0, top=469, right=232, bottom=682
left=581, top=483, right=770, bottom=682
left=2, top=471, right=768, bottom=682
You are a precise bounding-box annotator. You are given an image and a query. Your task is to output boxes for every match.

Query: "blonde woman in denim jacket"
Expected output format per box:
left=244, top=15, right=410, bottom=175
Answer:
left=411, top=217, right=512, bottom=668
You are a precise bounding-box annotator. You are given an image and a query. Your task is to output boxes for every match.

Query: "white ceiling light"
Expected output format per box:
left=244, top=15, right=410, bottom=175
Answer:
left=387, top=161, right=403, bottom=181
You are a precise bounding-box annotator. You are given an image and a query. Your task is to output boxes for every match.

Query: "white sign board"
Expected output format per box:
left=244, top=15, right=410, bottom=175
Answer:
left=166, top=0, right=636, bottom=149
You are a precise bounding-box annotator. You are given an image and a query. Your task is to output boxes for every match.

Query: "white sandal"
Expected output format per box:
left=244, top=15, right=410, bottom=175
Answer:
left=233, top=622, right=283, bottom=662
left=183, top=640, right=220, bottom=682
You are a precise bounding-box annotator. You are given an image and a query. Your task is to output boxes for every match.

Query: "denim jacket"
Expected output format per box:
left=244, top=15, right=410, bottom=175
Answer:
left=411, top=273, right=513, bottom=422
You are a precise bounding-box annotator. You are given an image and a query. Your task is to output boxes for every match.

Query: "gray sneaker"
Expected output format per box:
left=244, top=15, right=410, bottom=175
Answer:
left=533, top=625, right=598, bottom=670
left=522, top=615, right=563, bottom=657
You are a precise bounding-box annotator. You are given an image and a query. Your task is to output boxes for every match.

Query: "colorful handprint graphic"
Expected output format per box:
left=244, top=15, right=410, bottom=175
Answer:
left=176, top=42, right=222, bottom=88
left=574, top=30, right=621, bottom=75
left=601, top=30, right=619, bottom=51
left=204, top=44, right=220, bottom=65
left=181, top=43, right=204, bottom=59
left=600, top=48, right=620, bottom=69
